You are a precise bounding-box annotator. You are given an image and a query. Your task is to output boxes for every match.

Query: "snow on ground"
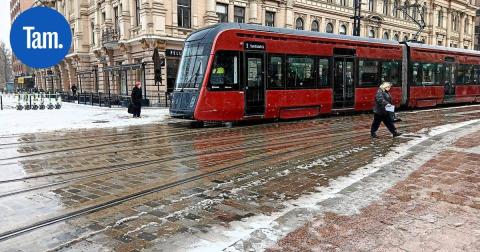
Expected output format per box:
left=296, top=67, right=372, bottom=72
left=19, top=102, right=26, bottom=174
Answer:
left=0, top=94, right=169, bottom=136
left=156, top=118, right=480, bottom=252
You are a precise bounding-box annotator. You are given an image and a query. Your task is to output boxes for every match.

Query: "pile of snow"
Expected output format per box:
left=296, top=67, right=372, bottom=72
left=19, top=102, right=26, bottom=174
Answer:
left=0, top=98, right=170, bottom=136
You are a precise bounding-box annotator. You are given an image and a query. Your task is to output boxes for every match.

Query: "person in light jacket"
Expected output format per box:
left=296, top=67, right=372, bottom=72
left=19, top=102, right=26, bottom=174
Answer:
left=371, top=82, right=402, bottom=138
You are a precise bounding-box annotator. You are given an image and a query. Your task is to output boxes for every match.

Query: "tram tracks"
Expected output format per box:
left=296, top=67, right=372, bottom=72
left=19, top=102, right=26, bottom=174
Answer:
left=0, top=112, right=467, bottom=189
left=1, top=110, right=478, bottom=243
left=0, top=125, right=375, bottom=198
left=0, top=123, right=383, bottom=242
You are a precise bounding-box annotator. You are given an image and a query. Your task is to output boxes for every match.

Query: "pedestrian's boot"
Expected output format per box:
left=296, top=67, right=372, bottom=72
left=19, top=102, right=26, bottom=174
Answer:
left=371, top=133, right=378, bottom=139
left=393, top=131, right=402, bottom=138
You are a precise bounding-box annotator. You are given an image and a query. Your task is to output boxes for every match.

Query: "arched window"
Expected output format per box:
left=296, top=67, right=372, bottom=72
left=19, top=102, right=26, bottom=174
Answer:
left=296, top=18, right=304, bottom=30
left=339, top=25, right=347, bottom=35
left=369, top=29, right=375, bottom=38
left=311, top=20, right=319, bottom=32
left=393, top=34, right=399, bottom=41
left=383, top=31, right=389, bottom=40
left=326, top=23, right=334, bottom=33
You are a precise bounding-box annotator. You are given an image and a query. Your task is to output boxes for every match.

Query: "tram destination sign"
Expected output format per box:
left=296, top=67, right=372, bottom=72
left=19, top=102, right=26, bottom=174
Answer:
left=244, top=42, right=265, bottom=51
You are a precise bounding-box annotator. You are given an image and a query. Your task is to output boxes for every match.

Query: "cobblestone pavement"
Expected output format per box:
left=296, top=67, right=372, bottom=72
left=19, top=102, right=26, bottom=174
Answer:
left=270, top=127, right=480, bottom=252
left=0, top=105, right=479, bottom=251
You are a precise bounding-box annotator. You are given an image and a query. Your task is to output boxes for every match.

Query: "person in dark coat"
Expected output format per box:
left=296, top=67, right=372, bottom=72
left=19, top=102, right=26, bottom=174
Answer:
left=71, top=84, right=77, bottom=96
left=371, top=82, right=402, bottom=138
left=131, top=81, right=143, bottom=118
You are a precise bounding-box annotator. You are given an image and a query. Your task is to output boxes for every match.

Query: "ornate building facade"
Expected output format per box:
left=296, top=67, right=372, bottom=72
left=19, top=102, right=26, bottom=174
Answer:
left=32, top=0, right=478, bottom=104
left=10, top=0, right=34, bottom=87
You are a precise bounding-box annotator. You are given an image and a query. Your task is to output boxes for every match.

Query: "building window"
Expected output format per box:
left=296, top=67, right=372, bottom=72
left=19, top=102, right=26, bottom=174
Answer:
left=438, top=10, right=443, bottom=28
left=393, top=0, right=400, bottom=18
left=91, top=22, right=95, bottom=45
left=383, top=0, right=389, bottom=16
left=369, top=29, right=375, bottom=38
left=340, top=0, right=347, bottom=6
left=234, top=6, right=245, bottom=23
left=383, top=31, right=389, bottom=40
left=114, top=7, right=119, bottom=30
left=465, top=18, right=469, bottom=34
left=404, top=35, right=409, bottom=42
left=326, top=23, right=334, bottom=33
left=368, top=0, right=375, bottom=12
left=178, top=0, right=191, bottom=28
left=339, top=25, right=347, bottom=35
left=135, top=0, right=141, bottom=26
left=311, top=20, right=319, bottom=32
left=266, top=11, right=275, bottom=27
left=296, top=18, right=304, bottom=30
left=216, top=3, right=228, bottom=23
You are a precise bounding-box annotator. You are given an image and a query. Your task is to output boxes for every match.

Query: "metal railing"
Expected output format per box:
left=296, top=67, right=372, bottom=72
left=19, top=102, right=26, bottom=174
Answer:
left=101, top=27, right=120, bottom=46
left=59, top=91, right=172, bottom=108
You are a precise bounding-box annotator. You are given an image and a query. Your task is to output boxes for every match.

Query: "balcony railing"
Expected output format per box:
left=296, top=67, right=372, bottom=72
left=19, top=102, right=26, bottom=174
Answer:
left=101, top=27, right=120, bottom=47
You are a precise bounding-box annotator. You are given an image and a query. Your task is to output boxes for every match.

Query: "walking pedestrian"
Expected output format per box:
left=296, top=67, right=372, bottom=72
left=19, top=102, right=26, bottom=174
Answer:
left=131, top=81, right=143, bottom=118
left=371, top=82, right=402, bottom=138
left=71, top=84, right=77, bottom=96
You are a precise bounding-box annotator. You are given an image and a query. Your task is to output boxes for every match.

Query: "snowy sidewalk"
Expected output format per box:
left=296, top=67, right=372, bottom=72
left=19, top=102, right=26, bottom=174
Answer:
left=0, top=96, right=169, bottom=136
left=267, top=124, right=480, bottom=251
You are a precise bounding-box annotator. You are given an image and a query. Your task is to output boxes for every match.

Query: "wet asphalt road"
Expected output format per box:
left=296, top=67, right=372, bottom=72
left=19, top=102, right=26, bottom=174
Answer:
left=0, top=104, right=479, bottom=251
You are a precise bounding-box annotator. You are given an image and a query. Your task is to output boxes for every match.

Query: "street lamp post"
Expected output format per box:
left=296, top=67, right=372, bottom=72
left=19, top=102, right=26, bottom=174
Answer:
left=352, top=0, right=362, bottom=37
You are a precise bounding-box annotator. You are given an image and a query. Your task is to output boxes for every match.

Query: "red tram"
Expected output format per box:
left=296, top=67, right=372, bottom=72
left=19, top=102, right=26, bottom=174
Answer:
left=170, top=23, right=480, bottom=122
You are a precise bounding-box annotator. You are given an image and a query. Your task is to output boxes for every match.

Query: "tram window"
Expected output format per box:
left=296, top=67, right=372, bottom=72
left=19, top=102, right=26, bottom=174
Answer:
left=436, top=64, right=445, bottom=84
left=381, top=61, right=400, bottom=86
left=359, top=60, right=380, bottom=87
left=412, top=62, right=422, bottom=85
left=286, top=56, right=315, bottom=89
left=318, top=58, right=329, bottom=87
left=421, top=63, right=436, bottom=85
left=208, top=51, right=239, bottom=91
left=475, top=67, right=480, bottom=84
left=267, top=55, right=284, bottom=89
left=469, top=66, right=477, bottom=84
left=456, top=64, right=469, bottom=84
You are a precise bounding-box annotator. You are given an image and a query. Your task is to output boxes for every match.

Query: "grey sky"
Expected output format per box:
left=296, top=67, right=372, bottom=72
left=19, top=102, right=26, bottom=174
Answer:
left=1, top=2, right=12, bottom=49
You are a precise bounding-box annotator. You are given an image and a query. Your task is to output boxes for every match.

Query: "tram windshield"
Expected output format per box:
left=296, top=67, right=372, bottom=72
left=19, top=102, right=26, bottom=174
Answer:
left=176, top=43, right=210, bottom=90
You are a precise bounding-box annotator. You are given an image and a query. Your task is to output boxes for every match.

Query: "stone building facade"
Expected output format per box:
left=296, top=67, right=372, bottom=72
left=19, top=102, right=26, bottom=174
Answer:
left=475, top=0, right=480, bottom=50
left=32, top=0, right=478, bottom=105
left=10, top=0, right=34, bottom=86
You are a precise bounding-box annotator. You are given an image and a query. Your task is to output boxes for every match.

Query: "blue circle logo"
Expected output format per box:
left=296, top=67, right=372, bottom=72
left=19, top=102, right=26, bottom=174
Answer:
left=10, top=7, right=72, bottom=68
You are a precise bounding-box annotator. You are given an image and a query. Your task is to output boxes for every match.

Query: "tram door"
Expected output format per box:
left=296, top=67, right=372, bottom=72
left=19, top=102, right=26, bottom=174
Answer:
left=245, top=53, right=265, bottom=115
left=333, top=57, right=355, bottom=108
left=444, top=63, right=456, bottom=99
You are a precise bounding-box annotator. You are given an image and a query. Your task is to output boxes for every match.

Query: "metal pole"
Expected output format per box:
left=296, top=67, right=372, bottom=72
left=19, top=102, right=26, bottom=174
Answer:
left=108, top=71, right=111, bottom=108
left=142, top=63, right=147, bottom=100
left=352, top=0, right=362, bottom=37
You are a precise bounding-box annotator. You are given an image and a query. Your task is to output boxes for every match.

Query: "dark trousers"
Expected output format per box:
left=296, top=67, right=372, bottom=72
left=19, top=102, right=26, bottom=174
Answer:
left=371, top=113, right=397, bottom=135
left=133, top=105, right=141, bottom=117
